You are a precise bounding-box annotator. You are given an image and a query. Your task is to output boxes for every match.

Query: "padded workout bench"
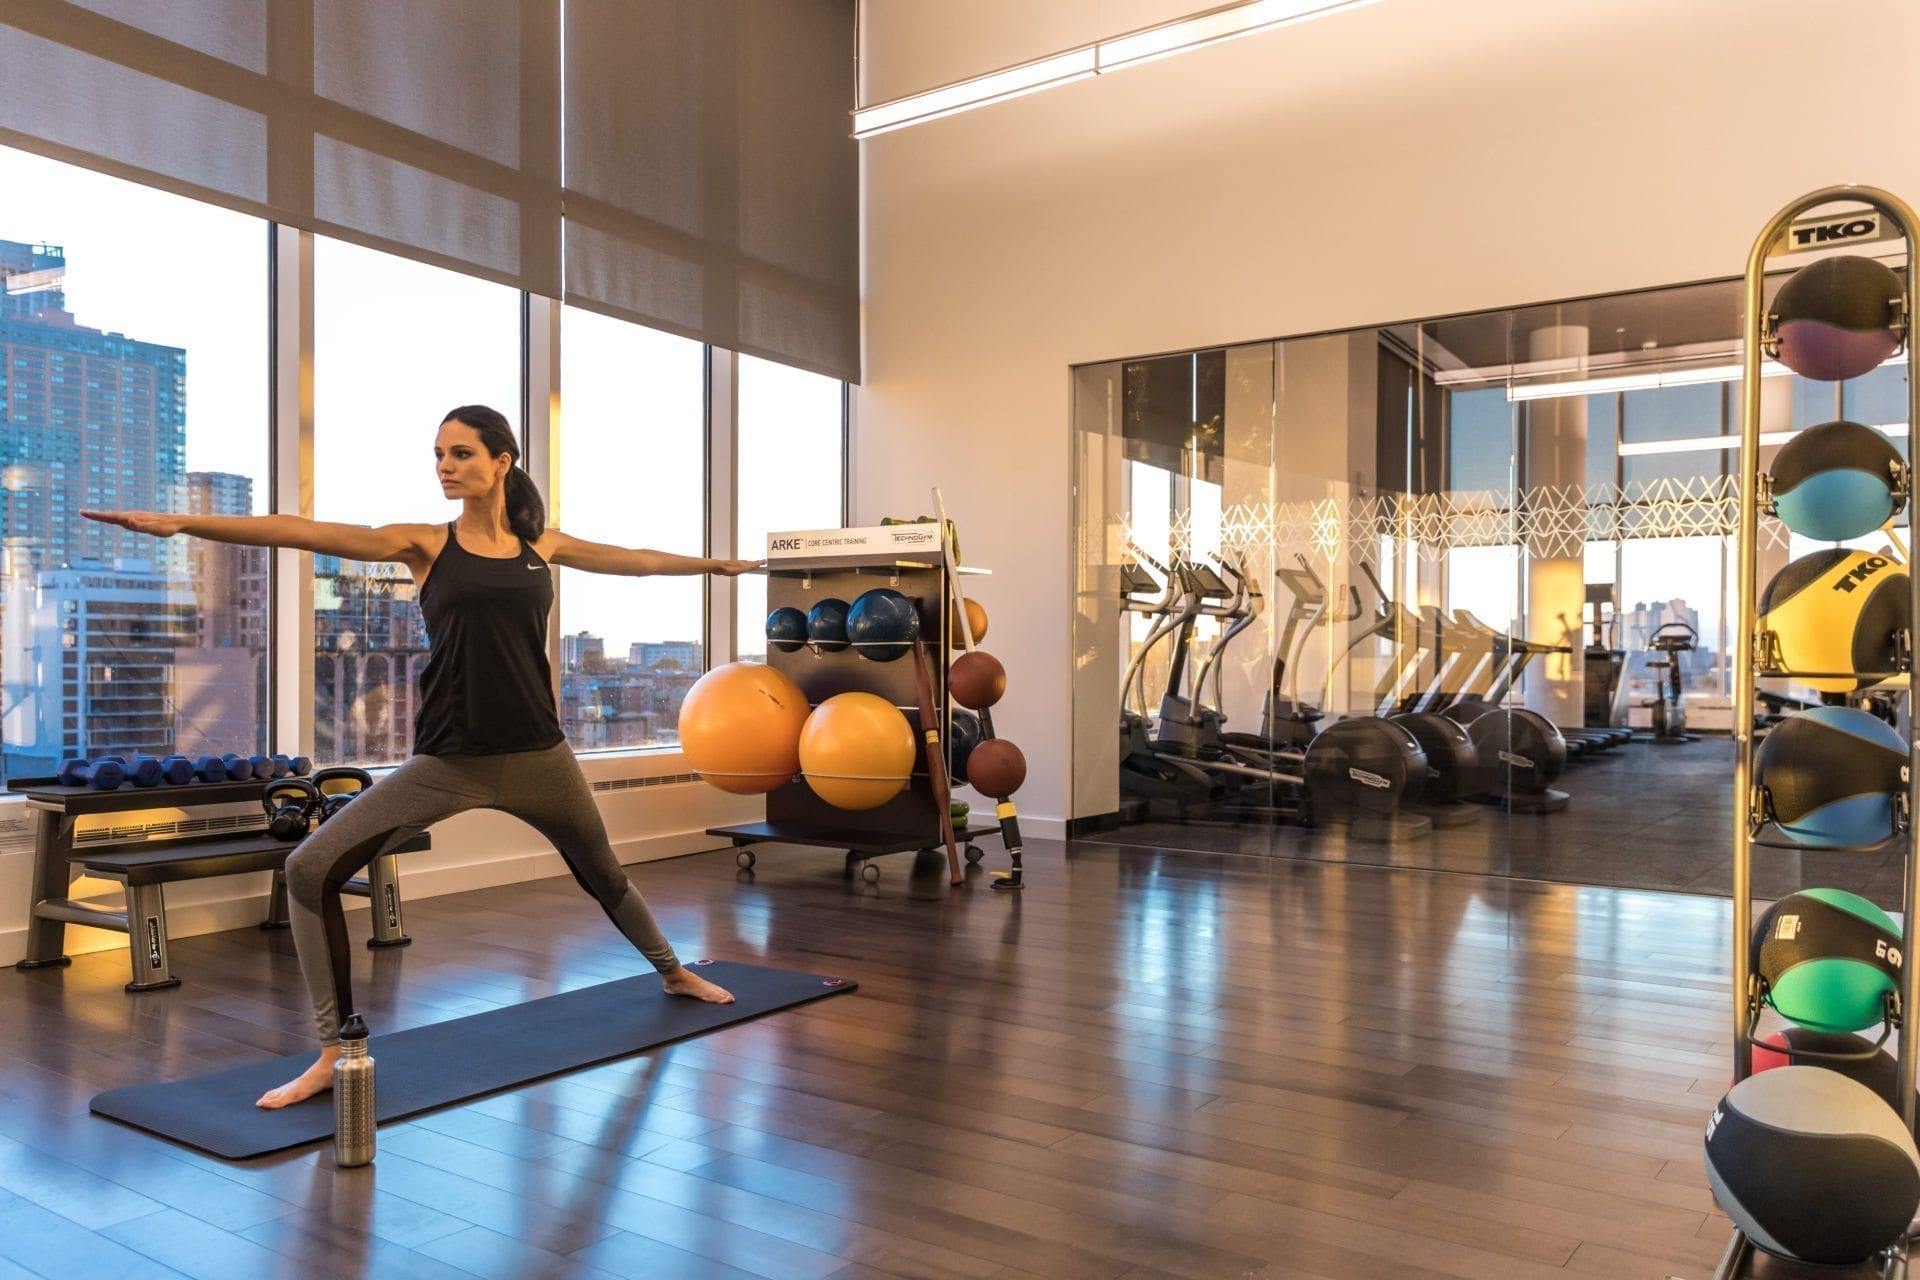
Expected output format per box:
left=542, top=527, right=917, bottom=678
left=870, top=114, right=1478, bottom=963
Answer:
left=10, top=776, right=424, bottom=992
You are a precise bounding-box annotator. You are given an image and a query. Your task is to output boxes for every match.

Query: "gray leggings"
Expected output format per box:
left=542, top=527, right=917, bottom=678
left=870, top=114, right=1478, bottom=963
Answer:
left=284, top=742, right=679, bottom=1044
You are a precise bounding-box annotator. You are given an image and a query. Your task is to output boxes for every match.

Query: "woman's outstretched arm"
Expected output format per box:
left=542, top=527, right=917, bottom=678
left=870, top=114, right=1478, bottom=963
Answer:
left=83, top=511, right=436, bottom=565
left=540, top=529, right=761, bottom=577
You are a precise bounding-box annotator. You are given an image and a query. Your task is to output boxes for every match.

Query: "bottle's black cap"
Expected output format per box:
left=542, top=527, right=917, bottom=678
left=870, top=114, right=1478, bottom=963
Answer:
left=340, top=1013, right=369, bottom=1041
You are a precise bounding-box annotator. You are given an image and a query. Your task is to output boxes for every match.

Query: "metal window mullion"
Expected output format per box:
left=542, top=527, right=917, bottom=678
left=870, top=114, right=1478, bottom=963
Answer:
left=523, top=293, right=561, bottom=704
left=707, top=346, right=738, bottom=669
left=269, top=223, right=315, bottom=759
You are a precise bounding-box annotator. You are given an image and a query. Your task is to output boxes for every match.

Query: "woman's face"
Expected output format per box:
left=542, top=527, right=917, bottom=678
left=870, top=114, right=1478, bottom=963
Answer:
left=433, top=420, right=509, bottom=499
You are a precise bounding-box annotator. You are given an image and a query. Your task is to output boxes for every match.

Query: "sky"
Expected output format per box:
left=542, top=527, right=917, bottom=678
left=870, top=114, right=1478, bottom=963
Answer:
left=0, top=143, right=843, bottom=659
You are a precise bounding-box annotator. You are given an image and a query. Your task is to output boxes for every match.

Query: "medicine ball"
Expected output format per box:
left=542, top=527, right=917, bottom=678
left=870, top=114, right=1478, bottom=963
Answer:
left=845, top=588, right=921, bottom=662
left=1769, top=255, right=1905, bottom=383
left=806, top=598, right=850, bottom=653
left=1705, top=1066, right=1920, bottom=1265
left=966, top=737, right=1027, bottom=798
left=1758, top=549, right=1909, bottom=692
left=945, top=708, right=982, bottom=785
left=1753, top=888, right=1900, bottom=1033
left=949, top=650, right=1006, bottom=709
left=1751, top=1028, right=1909, bottom=1112
left=1755, top=707, right=1907, bottom=848
left=1768, top=420, right=1906, bottom=541
left=765, top=606, right=808, bottom=654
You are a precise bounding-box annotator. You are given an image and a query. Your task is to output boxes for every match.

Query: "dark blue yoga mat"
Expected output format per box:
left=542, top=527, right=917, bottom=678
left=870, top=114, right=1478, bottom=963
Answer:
left=90, top=960, right=856, bottom=1159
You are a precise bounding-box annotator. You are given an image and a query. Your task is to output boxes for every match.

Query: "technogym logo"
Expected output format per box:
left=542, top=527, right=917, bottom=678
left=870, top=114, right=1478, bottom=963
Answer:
left=1347, top=768, right=1390, bottom=790
left=1830, top=555, right=1892, bottom=593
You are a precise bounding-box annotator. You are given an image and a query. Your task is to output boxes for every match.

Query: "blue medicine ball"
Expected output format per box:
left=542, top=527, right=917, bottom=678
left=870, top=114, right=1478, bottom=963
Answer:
left=1705, top=1067, right=1920, bottom=1265
left=1768, top=421, right=1906, bottom=542
left=846, top=588, right=921, bottom=662
left=805, top=598, right=850, bottom=653
left=765, top=607, right=808, bottom=654
left=946, top=708, right=982, bottom=784
left=1755, top=707, right=1907, bottom=848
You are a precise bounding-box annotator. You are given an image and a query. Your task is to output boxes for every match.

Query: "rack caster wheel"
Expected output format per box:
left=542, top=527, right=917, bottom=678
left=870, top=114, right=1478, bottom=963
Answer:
left=964, top=844, right=983, bottom=864
left=736, top=850, right=756, bottom=869
left=860, top=862, right=880, bottom=884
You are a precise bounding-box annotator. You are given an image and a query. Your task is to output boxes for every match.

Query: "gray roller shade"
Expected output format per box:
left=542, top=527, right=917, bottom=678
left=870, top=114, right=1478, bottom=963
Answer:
left=0, top=0, right=562, bottom=296
left=563, top=0, right=859, bottom=383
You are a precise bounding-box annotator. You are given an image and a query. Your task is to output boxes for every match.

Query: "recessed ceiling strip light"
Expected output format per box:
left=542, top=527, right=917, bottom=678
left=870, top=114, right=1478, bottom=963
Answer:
left=1096, top=0, right=1381, bottom=72
left=852, top=0, right=1379, bottom=139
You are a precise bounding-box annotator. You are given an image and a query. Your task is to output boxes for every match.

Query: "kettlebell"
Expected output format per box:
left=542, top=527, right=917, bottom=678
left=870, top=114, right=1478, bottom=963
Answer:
left=311, top=767, right=375, bottom=823
left=262, top=778, right=323, bottom=841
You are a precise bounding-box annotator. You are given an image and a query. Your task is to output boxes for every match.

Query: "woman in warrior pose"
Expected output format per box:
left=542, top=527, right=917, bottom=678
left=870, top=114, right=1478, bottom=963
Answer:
left=87, top=404, right=758, bottom=1108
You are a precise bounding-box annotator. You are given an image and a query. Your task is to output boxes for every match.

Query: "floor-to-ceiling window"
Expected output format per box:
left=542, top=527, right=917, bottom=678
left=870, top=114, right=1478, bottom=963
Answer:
left=0, top=144, right=269, bottom=784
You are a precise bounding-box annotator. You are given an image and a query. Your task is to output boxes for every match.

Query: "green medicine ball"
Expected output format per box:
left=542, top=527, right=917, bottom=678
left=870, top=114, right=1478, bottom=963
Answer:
left=1752, top=888, right=1901, bottom=1033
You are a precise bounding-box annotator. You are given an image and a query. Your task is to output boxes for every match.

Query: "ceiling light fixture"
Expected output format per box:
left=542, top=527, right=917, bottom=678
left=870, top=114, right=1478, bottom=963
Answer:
left=1616, top=423, right=1909, bottom=458
left=852, top=0, right=1380, bottom=139
left=1501, top=352, right=1907, bottom=403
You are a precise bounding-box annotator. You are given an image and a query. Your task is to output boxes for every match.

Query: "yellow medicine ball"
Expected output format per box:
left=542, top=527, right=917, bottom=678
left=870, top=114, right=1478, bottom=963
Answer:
left=798, top=691, right=918, bottom=810
left=1757, top=549, right=1909, bottom=693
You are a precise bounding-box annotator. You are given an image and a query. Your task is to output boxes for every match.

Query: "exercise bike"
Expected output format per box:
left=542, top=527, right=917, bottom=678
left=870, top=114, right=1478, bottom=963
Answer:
left=1642, top=620, right=1700, bottom=743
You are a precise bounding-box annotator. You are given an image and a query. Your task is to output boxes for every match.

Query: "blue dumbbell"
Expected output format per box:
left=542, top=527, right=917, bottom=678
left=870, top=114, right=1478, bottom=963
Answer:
left=219, top=754, right=252, bottom=782
left=247, top=754, right=274, bottom=780
left=193, top=755, right=226, bottom=783
left=57, top=758, right=90, bottom=787
left=269, top=754, right=292, bottom=778
left=287, top=755, right=314, bottom=777
left=84, top=758, right=126, bottom=790
left=128, top=756, right=164, bottom=787
left=158, top=755, right=195, bottom=786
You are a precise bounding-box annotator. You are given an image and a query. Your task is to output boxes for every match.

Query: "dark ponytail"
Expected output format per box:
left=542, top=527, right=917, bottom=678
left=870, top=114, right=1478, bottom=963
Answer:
left=442, top=404, right=545, bottom=541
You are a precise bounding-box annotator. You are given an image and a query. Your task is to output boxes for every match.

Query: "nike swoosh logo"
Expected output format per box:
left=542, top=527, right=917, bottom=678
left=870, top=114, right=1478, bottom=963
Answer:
left=526, top=563, right=545, bottom=571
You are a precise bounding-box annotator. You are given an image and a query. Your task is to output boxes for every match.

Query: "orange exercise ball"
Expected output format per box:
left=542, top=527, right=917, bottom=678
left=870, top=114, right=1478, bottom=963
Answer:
left=677, top=662, right=810, bottom=794
left=966, top=738, right=1026, bottom=797
left=949, top=650, right=1006, bottom=709
left=798, top=691, right=917, bottom=810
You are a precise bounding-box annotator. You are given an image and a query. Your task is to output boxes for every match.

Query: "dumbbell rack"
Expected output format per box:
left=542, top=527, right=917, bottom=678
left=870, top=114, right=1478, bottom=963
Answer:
left=1720, top=185, right=1920, bottom=1279
left=708, top=526, right=998, bottom=887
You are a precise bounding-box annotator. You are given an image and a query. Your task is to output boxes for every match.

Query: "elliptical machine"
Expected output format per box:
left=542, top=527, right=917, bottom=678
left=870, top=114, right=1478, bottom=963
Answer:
left=1125, top=546, right=1432, bottom=833
left=1641, top=620, right=1700, bottom=743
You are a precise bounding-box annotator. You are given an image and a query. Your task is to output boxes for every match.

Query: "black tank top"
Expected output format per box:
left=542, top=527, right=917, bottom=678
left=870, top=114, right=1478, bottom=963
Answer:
left=412, top=523, right=564, bottom=756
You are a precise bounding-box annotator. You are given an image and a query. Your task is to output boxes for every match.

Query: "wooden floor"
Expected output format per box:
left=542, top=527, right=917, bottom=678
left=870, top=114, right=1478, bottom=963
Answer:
left=0, top=837, right=1877, bottom=1279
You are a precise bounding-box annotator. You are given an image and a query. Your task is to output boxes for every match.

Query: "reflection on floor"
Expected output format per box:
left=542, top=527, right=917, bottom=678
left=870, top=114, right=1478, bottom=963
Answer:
left=3, top=837, right=1867, bottom=1278
left=1114, top=737, right=1909, bottom=910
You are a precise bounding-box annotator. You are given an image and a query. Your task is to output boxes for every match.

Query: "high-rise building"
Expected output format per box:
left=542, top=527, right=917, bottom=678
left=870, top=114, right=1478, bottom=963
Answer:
left=184, top=471, right=267, bottom=651
left=313, top=555, right=428, bottom=762
left=1, top=562, right=198, bottom=776
left=562, top=631, right=606, bottom=673
left=174, top=471, right=269, bottom=754
left=0, top=239, right=188, bottom=578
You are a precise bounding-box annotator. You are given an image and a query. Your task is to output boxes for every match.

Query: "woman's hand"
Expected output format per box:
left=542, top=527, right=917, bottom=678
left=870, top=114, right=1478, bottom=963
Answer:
left=709, top=558, right=764, bottom=577
left=82, top=510, right=187, bottom=538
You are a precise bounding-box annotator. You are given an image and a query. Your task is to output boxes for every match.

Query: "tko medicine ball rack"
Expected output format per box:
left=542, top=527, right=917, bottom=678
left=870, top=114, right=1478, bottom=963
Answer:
left=1722, top=185, right=1920, bottom=1280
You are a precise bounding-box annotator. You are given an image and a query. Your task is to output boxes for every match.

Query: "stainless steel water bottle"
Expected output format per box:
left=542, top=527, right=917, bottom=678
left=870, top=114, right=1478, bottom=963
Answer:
left=332, top=1014, right=375, bottom=1167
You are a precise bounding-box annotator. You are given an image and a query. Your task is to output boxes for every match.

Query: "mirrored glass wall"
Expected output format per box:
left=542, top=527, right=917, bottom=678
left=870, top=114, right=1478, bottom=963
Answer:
left=1073, top=275, right=1911, bottom=907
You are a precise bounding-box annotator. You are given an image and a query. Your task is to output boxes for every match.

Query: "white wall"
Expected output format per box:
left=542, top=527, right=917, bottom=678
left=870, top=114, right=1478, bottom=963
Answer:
left=852, top=0, right=1920, bottom=828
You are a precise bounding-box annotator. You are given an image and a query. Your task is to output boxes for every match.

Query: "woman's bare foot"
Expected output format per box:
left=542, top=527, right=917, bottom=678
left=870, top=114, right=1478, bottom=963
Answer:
left=662, top=965, right=735, bottom=1004
left=256, top=1045, right=341, bottom=1109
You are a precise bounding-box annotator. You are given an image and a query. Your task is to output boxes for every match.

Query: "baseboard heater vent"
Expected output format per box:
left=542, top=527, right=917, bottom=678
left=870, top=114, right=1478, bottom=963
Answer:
left=593, top=773, right=701, bottom=794
left=74, top=814, right=264, bottom=846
